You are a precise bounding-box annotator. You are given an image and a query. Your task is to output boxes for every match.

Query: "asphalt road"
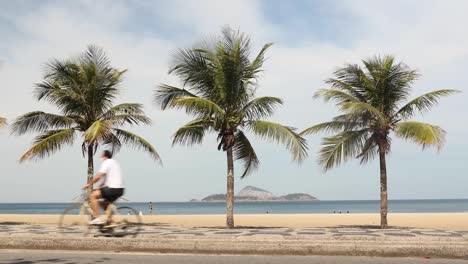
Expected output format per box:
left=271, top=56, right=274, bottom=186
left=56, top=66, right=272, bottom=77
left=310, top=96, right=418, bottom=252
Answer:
left=0, top=250, right=466, bottom=264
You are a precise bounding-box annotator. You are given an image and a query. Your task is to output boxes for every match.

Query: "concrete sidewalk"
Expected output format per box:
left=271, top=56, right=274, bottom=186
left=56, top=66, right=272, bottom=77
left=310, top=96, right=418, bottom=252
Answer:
left=1, top=225, right=468, bottom=258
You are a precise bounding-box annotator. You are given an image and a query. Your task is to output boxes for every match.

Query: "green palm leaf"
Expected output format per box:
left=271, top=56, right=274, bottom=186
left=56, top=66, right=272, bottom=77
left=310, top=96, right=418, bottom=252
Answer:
left=168, top=48, right=215, bottom=99
left=327, top=66, right=370, bottom=100
left=356, top=132, right=379, bottom=164
left=105, top=114, right=152, bottom=126
left=114, top=129, right=161, bottom=162
left=314, top=88, right=360, bottom=104
left=245, top=43, right=273, bottom=80
left=84, top=120, right=112, bottom=143
left=340, top=102, right=386, bottom=123
left=101, top=103, right=146, bottom=117
left=395, top=121, right=446, bottom=150
left=170, top=97, right=225, bottom=118
left=233, top=130, right=259, bottom=178
left=102, top=132, right=122, bottom=154
left=301, top=121, right=363, bottom=136
left=318, top=129, right=369, bottom=170
left=19, top=128, right=76, bottom=162
left=249, top=120, right=308, bottom=162
left=172, top=118, right=212, bottom=146
left=155, top=84, right=199, bottom=110
left=241, top=97, right=283, bottom=120
left=397, top=90, right=461, bottom=119
left=11, top=111, right=76, bottom=135
left=34, top=82, right=88, bottom=115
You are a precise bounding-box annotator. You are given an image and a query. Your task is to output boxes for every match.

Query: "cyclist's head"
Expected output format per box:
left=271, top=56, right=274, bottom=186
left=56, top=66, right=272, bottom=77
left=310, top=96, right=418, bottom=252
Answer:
left=102, top=150, right=113, bottom=159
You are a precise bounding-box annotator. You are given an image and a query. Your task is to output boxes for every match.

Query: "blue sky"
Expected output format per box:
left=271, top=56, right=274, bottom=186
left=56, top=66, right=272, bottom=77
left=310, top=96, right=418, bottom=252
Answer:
left=0, top=0, right=467, bottom=202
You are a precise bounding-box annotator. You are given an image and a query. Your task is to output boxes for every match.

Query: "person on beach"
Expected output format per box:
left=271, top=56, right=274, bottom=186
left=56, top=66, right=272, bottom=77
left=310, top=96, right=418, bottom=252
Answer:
left=149, top=202, right=153, bottom=215
left=83, top=150, right=125, bottom=225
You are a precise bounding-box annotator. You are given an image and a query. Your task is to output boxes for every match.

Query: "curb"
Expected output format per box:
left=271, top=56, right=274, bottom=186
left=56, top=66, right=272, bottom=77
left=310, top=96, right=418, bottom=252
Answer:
left=2, top=235, right=468, bottom=258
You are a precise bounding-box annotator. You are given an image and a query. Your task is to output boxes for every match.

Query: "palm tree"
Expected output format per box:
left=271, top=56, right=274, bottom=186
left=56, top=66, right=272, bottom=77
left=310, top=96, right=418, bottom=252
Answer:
left=301, top=55, right=459, bottom=228
left=12, top=45, right=161, bottom=191
left=155, top=27, right=308, bottom=228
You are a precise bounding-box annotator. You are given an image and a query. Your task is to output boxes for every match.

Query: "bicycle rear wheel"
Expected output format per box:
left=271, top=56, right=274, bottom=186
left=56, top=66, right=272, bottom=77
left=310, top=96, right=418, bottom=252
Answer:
left=58, top=205, right=91, bottom=236
left=111, top=206, right=143, bottom=237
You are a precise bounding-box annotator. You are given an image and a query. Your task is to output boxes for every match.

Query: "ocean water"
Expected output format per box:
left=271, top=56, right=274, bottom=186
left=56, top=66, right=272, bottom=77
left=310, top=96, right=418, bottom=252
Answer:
left=0, top=199, right=467, bottom=215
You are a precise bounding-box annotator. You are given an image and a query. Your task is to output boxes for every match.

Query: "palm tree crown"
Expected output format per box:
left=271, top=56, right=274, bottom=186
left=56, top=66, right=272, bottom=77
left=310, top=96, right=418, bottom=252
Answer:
left=301, top=55, right=459, bottom=228
left=12, top=45, right=160, bottom=165
left=303, top=55, right=457, bottom=168
left=155, top=28, right=307, bottom=177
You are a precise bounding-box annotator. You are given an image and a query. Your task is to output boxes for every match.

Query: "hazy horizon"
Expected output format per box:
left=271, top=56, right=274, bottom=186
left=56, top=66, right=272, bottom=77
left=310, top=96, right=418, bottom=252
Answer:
left=1, top=0, right=467, bottom=203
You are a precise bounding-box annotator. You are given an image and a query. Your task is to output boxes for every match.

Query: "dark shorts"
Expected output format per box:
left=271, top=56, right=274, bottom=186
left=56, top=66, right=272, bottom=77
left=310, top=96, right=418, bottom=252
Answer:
left=101, top=187, right=124, bottom=202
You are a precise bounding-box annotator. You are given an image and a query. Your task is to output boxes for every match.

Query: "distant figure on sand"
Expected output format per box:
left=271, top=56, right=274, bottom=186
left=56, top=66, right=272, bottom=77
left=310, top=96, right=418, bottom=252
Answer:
left=149, top=202, right=153, bottom=215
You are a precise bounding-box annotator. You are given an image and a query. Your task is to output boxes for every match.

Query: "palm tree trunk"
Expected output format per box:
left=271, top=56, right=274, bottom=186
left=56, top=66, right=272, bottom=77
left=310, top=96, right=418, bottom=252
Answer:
left=87, top=144, right=94, bottom=194
left=226, top=146, right=235, bottom=228
left=378, top=142, right=388, bottom=229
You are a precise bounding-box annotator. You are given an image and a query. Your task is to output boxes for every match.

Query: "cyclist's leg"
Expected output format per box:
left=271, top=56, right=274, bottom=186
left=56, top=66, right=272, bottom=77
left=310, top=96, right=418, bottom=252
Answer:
left=90, top=189, right=102, bottom=217
left=102, top=201, right=113, bottom=223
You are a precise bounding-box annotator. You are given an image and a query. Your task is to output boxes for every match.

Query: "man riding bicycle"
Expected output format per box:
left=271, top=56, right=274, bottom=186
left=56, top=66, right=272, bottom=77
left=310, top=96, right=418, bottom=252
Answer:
left=83, top=150, right=124, bottom=225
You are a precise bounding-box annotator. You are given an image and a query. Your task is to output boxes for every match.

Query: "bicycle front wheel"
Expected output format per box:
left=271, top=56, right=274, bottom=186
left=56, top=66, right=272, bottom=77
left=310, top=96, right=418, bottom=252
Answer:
left=112, top=206, right=143, bottom=237
left=58, top=205, right=91, bottom=236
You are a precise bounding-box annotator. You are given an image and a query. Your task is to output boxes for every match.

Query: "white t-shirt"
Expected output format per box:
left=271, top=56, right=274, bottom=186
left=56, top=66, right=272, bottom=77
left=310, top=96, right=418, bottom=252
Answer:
left=99, top=159, right=124, bottom=188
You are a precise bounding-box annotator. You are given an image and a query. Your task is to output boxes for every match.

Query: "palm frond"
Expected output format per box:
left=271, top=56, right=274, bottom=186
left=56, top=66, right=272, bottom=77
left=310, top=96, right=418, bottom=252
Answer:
left=318, top=129, right=369, bottom=171
left=170, top=97, right=225, bottom=118
left=249, top=120, right=308, bottom=162
left=83, top=45, right=111, bottom=69
left=394, top=121, right=446, bottom=150
left=155, top=84, right=198, bottom=110
left=241, top=96, right=283, bottom=120
left=300, top=121, right=363, bottom=136
left=11, top=112, right=76, bottom=135
left=314, top=89, right=360, bottom=104
left=397, top=89, right=460, bottom=118
left=34, top=81, right=88, bottom=115
left=105, top=114, right=152, bottom=126
left=84, top=120, right=112, bottom=144
left=172, top=118, right=212, bottom=146
left=357, top=132, right=379, bottom=164
left=327, top=65, right=371, bottom=100
left=340, top=102, right=386, bottom=123
left=114, top=129, right=161, bottom=162
left=168, top=48, right=215, bottom=98
left=233, top=130, right=259, bottom=178
left=101, top=103, right=146, bottom=117
left=102, top=132, right=122, bottom=154
left=245, top=43, right=273, bottom=80
left=19, top=129, right=76, bottom=162
left=100, top=103, right=151, bottom=126
left=362, top=55, right=419, bottom=107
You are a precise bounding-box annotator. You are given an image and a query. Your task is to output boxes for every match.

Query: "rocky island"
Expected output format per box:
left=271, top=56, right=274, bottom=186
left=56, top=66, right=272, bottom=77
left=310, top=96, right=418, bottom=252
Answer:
left=198, top=186, right=318, bottom=202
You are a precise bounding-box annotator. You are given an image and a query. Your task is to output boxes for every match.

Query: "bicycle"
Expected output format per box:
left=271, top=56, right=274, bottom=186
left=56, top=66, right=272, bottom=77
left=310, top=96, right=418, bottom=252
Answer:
left=59, top=191, right=142, bottom=237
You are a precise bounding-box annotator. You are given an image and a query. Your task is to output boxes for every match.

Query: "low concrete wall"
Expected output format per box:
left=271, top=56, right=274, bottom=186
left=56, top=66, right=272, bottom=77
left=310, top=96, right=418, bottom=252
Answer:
left=2, top=235, right=468, bottom=258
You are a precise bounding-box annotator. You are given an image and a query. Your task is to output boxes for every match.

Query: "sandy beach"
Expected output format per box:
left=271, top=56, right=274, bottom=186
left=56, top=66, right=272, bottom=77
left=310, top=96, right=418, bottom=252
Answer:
left=1, top=213, right=467, bottom=230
